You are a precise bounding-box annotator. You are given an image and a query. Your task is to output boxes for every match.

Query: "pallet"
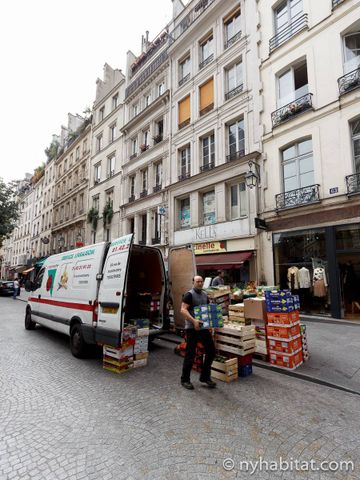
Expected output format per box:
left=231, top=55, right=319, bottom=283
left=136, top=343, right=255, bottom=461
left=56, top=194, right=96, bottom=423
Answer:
left=211, top=358, right=238, bottom=383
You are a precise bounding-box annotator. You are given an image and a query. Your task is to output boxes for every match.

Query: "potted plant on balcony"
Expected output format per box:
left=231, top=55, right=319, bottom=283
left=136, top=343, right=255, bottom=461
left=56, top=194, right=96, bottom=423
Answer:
left=152, top=134, right=163, bottom=144
left=102, top=201, right=113, bottom=227
left=87, top=207, right=99, bottom=231
left=140, top=143, right=148, bottom=153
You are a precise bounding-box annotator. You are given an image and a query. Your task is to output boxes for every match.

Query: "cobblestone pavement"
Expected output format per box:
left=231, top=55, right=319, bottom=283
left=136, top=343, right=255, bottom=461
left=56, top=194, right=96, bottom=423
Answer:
left=1, top=297, right=360, bottom=480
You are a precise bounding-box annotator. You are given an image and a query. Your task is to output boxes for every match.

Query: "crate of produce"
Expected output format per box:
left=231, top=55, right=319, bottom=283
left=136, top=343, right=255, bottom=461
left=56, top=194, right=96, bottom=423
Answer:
left=103, top=356, right=134, bottom=374
left=239, top=363, right=253, bottom=377
left=103, top=344, right=134, bottom=360
left=228, top=316, right=251, bottom=325
left=214, top=327, right=255, bottom=356
left=229, top=303, right=244, bottom=313
left=267, top=311, right=300, bottom=325
left=216, top=325, right=255, bottom=339
left=269, top=348, right=303, bottom=370
left=268, top=334, right=302, bottom=354
left=266, top=321, right=300, bottom=339
left=211, top=356, right=238, bottom=383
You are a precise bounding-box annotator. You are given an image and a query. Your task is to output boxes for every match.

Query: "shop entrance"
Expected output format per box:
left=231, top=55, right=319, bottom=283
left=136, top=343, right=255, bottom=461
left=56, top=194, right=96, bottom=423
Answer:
left=338, top=253, right=360, bottom=320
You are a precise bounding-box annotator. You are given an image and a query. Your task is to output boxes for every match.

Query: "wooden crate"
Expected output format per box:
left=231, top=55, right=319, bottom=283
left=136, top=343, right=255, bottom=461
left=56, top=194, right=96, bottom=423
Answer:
left=211, top=358, right=238, bottom=383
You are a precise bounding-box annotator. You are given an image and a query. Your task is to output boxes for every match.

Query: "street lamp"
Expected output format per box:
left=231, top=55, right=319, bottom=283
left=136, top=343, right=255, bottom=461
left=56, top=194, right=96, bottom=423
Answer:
left=245, top=161, right=260, bottom=189
left=58, top=236, right=65, bottom=252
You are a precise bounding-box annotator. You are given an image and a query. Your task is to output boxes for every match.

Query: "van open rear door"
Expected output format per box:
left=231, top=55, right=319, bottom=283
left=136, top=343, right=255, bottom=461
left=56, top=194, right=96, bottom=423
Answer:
left=96, top=234, right=133, bottom=347
left=168, top=244, right=196, bottom=329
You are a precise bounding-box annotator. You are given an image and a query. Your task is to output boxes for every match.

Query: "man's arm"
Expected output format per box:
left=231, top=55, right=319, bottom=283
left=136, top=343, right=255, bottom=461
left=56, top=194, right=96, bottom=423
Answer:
left=180, top=302, right=201, bottom=330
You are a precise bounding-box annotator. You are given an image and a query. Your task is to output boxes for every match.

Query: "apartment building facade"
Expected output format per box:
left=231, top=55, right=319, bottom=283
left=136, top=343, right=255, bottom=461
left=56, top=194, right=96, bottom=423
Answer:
left=40, top=156, right=56, bottom=258
left=166, top=0, right=262, bottom=283
left=120, top=29, right=170, bottom=249
left=258, top=0, right=360, bottom=319
left=87, top=64, right=125, bottom=244
left=53, top=115, right=91, bottom=253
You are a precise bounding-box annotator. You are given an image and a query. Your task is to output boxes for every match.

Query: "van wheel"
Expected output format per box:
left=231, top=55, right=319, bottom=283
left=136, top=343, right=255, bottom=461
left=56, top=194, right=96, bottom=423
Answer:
left=25, top=310, right=36, bottom=330
left=70, top=323, right=88, bottom=358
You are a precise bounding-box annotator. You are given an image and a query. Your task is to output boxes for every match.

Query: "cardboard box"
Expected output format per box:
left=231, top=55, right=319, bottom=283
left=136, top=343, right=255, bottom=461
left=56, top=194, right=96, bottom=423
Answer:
left=135, top=352, right=149, bottom=360
left=266, top=322, right=301, bottom=339
left=137, top=327, right=150, bottom=337
left=134, top=336, right=148, bottom=354
left=103, top=344, right=134, bottom=360
left=269, top=349, right=303, bottom=369
left=244, top=298, right=266, bottom=320
left=267, top=311, right=300, bottom=325
left=133, top=358, right=148, bottom=368
left=267, top=334, right=302, bottom=354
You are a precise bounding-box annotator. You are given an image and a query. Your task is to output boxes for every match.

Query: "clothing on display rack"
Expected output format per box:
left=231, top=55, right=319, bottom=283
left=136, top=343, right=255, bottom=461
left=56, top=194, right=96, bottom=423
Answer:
left=298, top=267, right=311, bottom=289
left=287, top=266, right=299, bottom=290
left=313, top=267, right=328, bottom=297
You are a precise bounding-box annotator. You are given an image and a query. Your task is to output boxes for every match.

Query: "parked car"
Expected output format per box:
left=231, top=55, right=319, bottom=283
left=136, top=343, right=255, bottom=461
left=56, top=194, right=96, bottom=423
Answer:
left=0, top=280, right=16, bottom=296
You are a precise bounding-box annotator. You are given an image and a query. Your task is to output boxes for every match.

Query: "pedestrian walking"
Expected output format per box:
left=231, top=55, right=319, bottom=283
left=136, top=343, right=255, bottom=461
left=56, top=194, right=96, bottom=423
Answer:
left=180, top=275, right=216, bottom=390
left=211, top=270, right=225, bottom=286
left=13, top=279, right=19, bottom=300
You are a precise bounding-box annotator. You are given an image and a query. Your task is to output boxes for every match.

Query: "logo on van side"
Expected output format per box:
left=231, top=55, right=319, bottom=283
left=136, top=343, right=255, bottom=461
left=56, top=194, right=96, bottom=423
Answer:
left=46, top=268, right=57, bottom=296
left=57, top=266, right=69, bottom=291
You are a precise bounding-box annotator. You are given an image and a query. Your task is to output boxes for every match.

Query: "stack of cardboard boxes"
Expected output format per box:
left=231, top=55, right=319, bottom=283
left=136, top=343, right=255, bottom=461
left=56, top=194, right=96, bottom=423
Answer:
left=244, top=297, right=268, bottom=359
left=265, top=291, right=303, bottom=370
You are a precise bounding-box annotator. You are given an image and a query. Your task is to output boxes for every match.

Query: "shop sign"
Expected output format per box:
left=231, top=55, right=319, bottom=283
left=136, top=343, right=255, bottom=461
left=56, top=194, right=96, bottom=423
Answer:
left=194, top=241, right=227, bottom=255
left=194, top=225, right=217, bottom=240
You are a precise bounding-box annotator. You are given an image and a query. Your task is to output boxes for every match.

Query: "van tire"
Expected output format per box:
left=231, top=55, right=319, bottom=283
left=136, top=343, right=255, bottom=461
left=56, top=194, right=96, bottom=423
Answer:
left=25, top=309, right=36, bottom=330
left=70, top=323, right=88, bottom=358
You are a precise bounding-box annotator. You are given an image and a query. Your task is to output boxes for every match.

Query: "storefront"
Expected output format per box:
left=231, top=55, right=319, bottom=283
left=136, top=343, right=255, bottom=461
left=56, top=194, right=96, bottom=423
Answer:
left=273, top=222, right=360, bottom=320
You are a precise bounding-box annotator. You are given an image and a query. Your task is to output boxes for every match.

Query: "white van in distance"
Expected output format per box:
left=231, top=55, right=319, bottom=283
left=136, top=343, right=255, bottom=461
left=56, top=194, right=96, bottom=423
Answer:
left=25, top=234, right=170, bottom=357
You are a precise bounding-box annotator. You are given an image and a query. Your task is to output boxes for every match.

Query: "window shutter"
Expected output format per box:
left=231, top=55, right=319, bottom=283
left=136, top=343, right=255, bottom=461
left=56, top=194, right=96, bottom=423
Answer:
left=178, top=96, right=191, bottom=124
left=200, top=78, right=214, bottom=111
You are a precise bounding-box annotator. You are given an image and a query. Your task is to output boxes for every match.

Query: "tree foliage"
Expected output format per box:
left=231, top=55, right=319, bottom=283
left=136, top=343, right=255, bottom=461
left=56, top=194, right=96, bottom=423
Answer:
left=0, top=179, right=19, bottom=243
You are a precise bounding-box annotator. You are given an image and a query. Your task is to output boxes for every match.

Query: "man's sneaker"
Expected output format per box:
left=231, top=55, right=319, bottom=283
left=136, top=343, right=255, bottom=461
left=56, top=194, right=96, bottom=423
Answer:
left=181, top=381, right=194, bottom=390
left=200, top=379, right=217, bottom=388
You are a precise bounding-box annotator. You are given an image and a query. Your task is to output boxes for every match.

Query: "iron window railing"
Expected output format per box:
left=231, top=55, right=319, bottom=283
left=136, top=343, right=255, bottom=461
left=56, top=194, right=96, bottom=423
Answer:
left=226, top=149, right=245, bottom=163
left=140, top=190, right=148, bottom=198
left=153, top=185, right=162, bottom=193
left=346, top=173, right=360, bottom=195
left=200, top=161, right=215, bottom=172
left=199, top=54, right=214, bottom=70
left=178, top=73, right=190, bottom=87
left=178, top=172, right=190, bottom=181
left=128, top=195, right=135, bottom=203
left=271, top=93, right=313, bottom=128
left=269, top=14, right=308, bottom=53
left=152, top=237, right=161, bottom=245
left=179, top=118, right=190, bottom=130
left=275, top=184, right=320, bottom=210
left=130, top=153, right=137, bottom=160
left=338, top=68, right=360, bottom=96
left=225, top=84, right=243, bottom=101
left=125, top=51, right=168, bottom=99
left=225, top=31, right=241, bottom=50
left=200, top=103, right=214, bottom=117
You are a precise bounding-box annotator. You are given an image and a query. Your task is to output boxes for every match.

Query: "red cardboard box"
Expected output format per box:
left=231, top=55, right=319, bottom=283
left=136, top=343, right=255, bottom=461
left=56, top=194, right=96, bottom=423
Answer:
left=267, top=311, right=300, bottom=325
left=266, top=322, right=300, bottom=339
left=267, top=334, right=302, bottom=354
left=269, top=349, right=303, bottom=369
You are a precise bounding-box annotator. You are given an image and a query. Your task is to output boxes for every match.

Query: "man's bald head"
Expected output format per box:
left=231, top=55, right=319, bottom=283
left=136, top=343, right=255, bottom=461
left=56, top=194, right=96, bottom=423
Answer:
left=192, top=276, right=204, bottom=288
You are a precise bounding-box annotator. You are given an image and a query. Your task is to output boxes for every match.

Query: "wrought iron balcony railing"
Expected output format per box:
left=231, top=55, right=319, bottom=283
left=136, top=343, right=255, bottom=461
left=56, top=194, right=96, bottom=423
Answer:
left=125, top=50, right=168, bottom=99
left=200, top=161, right=215, bottom=172
left=225, top=31, right=241, bottom=50
left=153, top=184, right=162, bottom=193
left=225, top=84, right=243, bottom=101
left=346, top=173, right=360, bottom=195
left=153, top=135, right=163, bottom=145
left=332, top=0, right=346, bottom=8
left=130, top=153, right=137, bottom=160
left=152, top=237, right=161, bottom=245
left=178, top=118, right=190, bottom=130
left=226, top=149, right=245, bottom=163
left=271, top=93, right=313, bottom=128
left=178, top=73, right=190, bottom=87
left=275, top=184, right=320, bottom=210
left=178, top=172, right=190, bottom=181
left=269, top=14, right=308, bottom=53
left=338, top=67, right=360, bottom=96
left=128, top=195, right=135, bottom=203
left=200, top=103, right=214, bottom=117
left=140, top=190, right=148, bottom=198
left=199, top=54, right=214, bottom=70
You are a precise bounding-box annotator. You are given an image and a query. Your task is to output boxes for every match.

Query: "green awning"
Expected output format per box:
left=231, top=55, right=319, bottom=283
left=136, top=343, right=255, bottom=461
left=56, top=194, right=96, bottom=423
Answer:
left=35, top=258, right=47, bottom=268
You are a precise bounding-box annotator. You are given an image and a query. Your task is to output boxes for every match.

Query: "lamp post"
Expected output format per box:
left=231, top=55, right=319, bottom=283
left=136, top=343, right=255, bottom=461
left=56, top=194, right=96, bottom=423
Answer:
left=58, top=236, right=65, bottom=253
left=245, top=160, right=260, bottom=189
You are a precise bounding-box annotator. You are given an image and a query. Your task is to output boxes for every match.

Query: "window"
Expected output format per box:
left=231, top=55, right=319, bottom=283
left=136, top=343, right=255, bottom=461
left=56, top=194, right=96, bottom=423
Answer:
left=72, top=198, right=77, bottom=216
left=179, top=55, right=191, bottom=84
left=351, top=119, right=360, bottom=172
left=199, top=78, right=214, bottom=116
left=282, top=139, right=314, bottom=192
left=94, top=163, right=101, bottom=183
left=64, top=159, right=68, bottom=171
left=107, top=155, right=116, bottom=177
left=277, top=61, right=308, bottom=107
left=178, top=96, right=190, bottom=128
left=109, top=124, right=116, bottom=143
left=202, top=191, right=216, bottom=225
left=83, top=139, right=87, bottom=154
left=141, top=169, right=148, bottom=192
left=131, top=137, right=138, bottom=156
left=199, top=34, right=214, bottom=65
left=129, top=217, right=135, bottom=234
left=230, top=181, right=247, bottom=219
left=179, top=197, right=190, bottom=229
left=99, top=106, right=105, bottom=122
left=224, top=8, right=241, bottom=46
left=154, top=162, right=162, bottom=187
left=144, top=93, right=151, bottom=108
left=96, top=134, right=103, bottom=152
left=112, top=93, right=119, bottom=110
left=275, top=0, right=303, bottom=36
left=132, top=103, right=139, bottom=118
left=141, top=214, right=147, bottom=243
left=201, top=134, right=215, bottom=169
left=226, top=61, right=243, bottom=96
left=179, top=146, right=191, bottom=178
left=143, top=130, right=150, bottom=147
left=228, top=119, right=245, bottom=158
left=155, top=119, right=164, bottom=143
left=76, top=147, right=80, bottom=160
left=343, top=33, right=360, bottom=74
left=105, top=190, right=114, bottom=208
left=79, top=193, right=84, bottom=211
left=158, top=81, right=165, bottom=96
left=92, top=196, right=100, bottom=211
left=129, top=176, right=135, bottom=198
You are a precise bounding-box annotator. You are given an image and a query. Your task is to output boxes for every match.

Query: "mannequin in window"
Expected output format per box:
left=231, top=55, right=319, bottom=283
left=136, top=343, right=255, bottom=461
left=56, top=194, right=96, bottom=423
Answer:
left=298, top=266, right=311, bottom=310
left=313, top=267, right=327, bottom=297
left=287, top=266, right=299, bottom=291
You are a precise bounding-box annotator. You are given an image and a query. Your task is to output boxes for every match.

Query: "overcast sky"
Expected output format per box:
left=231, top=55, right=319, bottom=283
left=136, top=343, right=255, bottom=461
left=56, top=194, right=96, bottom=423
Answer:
left=0, top=0, right=174, bottom=184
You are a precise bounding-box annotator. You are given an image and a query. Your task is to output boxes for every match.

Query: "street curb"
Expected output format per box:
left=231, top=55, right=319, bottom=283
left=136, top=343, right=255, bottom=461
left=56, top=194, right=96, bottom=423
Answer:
left=301, top=315, right=360, bottom=327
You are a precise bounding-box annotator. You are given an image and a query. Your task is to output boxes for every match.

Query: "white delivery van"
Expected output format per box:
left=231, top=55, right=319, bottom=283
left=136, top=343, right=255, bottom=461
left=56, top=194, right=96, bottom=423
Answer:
left=25, top=234, right=175, bottom=358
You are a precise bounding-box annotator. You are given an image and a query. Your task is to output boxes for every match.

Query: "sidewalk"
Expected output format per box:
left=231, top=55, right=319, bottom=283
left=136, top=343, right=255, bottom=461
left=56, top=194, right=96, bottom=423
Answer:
left=16, top=291, right=360, bottom=394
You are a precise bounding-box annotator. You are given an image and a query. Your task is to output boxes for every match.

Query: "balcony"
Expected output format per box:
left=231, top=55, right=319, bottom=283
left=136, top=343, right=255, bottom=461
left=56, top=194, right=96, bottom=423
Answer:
left=200, top=161, right=215, bottom=172
left=226, top=149, right=245, bottom=163
left=338, top=68, right=360, bottom=96
left=332, top=0, right=347, bottom=8
left=225, top=31, right=241, bottom=50
left=130, top=31, right=168, bottom=77
left=179, top=118, right=190, bottom=130
left=130, top=153, right=137, bottom=160
left=140, top=144, right=149, bottom=154
left=269, top=14, right=308, bottom=53
left=128, top=195, right=135, bottom=203
left=199, top=54, right=214, bottom=70
left=152, top=237, right=161, bottom=245
left=200, top=103, right=214, bottom=117
left=153, top=185, right=162, bottom=193
left=346, top=173, right=360, bottom=195
left=140, top=189, right=148, bottom=198
left=178, top=73, right=190, bottom=87
left=225, top=84, right=243, bottom=101
left=275, top=184, right=320, bottom=210
left=153, top=134, right=163, bottom=145
left=178, top=172, right=190, bottom=181
left=271, top=93, right=313, bottom=128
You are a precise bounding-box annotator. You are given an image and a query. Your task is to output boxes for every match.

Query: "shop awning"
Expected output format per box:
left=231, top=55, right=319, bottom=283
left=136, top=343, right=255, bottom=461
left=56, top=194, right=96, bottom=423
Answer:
left=14, top=265, right=28, bottom=273
left=22, top=267, right=34, bottom=274
left=196, top=251, right=253, bottom=270
left=35, top=258, right=47, bottom=268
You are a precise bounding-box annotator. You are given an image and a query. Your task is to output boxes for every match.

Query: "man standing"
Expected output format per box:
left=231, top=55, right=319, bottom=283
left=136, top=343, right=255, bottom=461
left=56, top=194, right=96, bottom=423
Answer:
left=180, top=275, right=216, bottom=390
left=212, top=270, right=225, bottom=286
left=13, top=279, right=19, bottom=300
